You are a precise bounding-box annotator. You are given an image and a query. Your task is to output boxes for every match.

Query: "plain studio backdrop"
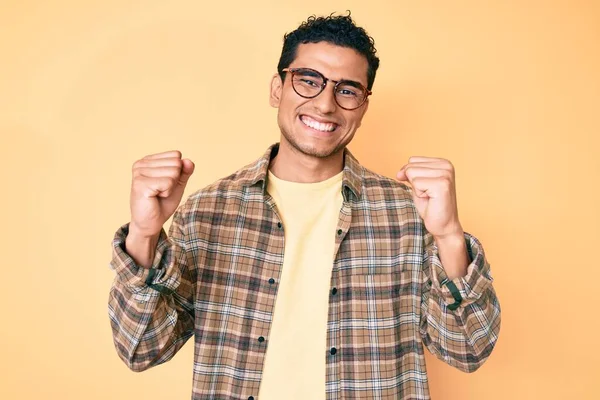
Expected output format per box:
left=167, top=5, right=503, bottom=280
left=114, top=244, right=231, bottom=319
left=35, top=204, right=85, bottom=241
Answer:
left=1, top=1, right=598, bottom=399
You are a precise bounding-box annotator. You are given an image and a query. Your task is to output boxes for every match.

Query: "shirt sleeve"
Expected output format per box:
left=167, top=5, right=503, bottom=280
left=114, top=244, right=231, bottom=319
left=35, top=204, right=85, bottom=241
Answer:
left=107, top=204, right=196, bottom=372
left=419, top=231, right=501, bottom=373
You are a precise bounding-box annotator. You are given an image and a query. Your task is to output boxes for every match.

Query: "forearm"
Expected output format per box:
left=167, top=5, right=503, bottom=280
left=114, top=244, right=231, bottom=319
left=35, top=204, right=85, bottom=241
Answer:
left=108, top=280, right=194, bottom=372
left=422, top=287, right=501, bottom=372
left=422, top=232, right=501, bottom=372
left=435, top=232, right=469, bottom=280
left=125, top=223, right=161, bottom=268
left=108, top=219, right=195, bottom=371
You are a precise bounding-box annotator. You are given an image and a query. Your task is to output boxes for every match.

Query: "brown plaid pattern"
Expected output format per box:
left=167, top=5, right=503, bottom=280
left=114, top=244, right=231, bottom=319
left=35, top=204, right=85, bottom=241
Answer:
left=108, top=143, right=501, bottom=399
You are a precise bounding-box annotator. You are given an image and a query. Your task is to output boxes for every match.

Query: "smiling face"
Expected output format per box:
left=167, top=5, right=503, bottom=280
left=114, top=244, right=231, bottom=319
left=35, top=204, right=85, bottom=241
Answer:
left=270, top=42, right=370, bottom=159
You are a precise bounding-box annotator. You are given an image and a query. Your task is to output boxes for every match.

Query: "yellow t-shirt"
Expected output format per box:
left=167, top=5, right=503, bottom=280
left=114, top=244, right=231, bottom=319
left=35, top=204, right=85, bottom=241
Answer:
left=258, top=169, right=344, bottom=400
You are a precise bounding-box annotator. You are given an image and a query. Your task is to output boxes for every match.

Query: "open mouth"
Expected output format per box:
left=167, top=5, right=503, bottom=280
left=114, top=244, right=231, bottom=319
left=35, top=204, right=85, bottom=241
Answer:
left=300, top=115, right=339, bottom=133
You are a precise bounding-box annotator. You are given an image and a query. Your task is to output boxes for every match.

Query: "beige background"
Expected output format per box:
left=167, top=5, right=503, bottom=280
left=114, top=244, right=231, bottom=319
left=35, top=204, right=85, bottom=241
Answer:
left=1, top=0, right=599, bottom=399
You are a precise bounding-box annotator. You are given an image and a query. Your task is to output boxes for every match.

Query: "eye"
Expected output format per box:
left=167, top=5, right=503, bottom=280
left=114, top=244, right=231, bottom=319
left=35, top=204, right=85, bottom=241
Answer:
left=299, top=78, right=320, bottom=87
left=337, top=88, right=358, bottom=97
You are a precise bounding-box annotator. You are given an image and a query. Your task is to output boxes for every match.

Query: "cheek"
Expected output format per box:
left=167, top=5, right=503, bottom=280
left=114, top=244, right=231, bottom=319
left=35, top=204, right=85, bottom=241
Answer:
left=350, top=109, right=368, bottom=129
left=277, top=99, right=299, bottom=128
left=278, top=93, right=298, bottom=114
left=344, top=115, right=362, bottom=130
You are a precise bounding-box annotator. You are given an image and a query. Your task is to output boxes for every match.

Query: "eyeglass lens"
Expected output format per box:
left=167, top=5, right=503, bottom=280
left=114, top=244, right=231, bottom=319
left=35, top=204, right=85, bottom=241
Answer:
left=291, top=68, right=367, bottom=110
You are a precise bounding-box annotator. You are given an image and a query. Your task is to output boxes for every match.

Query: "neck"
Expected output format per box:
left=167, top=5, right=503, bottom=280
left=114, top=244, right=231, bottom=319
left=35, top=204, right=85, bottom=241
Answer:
left=269, top=140, right=344, bottom=183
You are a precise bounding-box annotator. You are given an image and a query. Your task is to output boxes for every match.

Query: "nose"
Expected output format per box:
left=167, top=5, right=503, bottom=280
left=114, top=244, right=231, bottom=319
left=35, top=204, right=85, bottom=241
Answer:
left=312, top=84, right=337, bottom=114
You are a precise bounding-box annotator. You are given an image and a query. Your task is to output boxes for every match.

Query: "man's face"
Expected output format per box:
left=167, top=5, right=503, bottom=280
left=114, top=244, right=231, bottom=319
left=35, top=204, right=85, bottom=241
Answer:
left=270, top=42, right=370, bottom=159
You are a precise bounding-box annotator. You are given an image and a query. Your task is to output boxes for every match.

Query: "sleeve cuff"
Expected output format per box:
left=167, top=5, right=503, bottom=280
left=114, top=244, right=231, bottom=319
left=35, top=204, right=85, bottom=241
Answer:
left=109, top=223, right=176, bottom=294
left=427, top=232, right=494, bottom=309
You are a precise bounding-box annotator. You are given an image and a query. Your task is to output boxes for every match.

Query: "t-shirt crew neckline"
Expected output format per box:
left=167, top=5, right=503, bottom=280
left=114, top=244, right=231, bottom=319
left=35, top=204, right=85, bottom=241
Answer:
left=267, top=170, right=344, bottom=193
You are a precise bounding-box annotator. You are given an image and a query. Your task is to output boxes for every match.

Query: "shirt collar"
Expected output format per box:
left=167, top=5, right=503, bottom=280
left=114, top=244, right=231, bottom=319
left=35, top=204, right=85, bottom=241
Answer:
left=242, top=143, right=363, bottom=201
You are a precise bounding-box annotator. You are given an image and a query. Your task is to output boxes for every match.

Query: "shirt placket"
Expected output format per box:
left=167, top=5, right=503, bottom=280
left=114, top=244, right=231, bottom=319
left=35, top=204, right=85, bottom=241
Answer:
left=243, top=192, right=286, bottom=400
left=326, top=199, right=353, bottom=400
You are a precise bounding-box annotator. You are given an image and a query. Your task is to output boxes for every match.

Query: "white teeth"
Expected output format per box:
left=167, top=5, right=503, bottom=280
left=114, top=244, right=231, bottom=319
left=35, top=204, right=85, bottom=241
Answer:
left=301, top=116, right=336, bottom=132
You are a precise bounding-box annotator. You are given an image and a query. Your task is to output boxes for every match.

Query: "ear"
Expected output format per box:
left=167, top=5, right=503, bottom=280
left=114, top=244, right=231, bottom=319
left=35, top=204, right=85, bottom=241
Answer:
left=269, top=73, right=283, bottom=108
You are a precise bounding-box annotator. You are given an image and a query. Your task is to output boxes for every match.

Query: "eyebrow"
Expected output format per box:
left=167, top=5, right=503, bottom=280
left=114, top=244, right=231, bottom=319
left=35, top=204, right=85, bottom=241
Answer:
left=293, top=67, right=367, bottom=88
left=339, top=79, right=365, bottom=89
left=300, top=69, right=322, bottom=78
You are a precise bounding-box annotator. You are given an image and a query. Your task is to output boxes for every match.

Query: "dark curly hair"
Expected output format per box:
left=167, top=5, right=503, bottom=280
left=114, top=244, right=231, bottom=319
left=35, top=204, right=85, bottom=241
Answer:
left=277, top=12, right=380, bottom=91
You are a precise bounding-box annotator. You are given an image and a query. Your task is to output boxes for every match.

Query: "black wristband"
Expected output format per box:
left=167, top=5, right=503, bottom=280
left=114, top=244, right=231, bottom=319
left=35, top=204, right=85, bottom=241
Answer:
left=144, top=268, right=174, bottom=295
left=441, top=278, right=463, bottom=311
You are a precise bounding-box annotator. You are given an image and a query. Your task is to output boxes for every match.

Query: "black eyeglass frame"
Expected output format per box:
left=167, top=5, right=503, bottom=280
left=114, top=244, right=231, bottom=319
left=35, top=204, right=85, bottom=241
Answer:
left=281, top=67, right=372, bottom=110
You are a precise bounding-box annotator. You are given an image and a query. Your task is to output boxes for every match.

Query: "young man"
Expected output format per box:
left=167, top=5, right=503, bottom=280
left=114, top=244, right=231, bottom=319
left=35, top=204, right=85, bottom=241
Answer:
left=108, top=13, right=501, bottom=400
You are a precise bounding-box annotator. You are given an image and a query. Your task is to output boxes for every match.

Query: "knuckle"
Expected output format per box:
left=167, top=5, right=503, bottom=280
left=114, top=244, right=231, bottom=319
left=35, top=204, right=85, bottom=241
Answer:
left=132, top=166, right=145, bottom=177
left=131, top=176, right=144, bottom=191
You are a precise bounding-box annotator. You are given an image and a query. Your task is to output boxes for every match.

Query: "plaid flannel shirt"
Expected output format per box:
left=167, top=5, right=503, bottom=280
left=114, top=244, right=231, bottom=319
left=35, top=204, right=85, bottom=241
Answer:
left=108, top=143, right=501, bottom=400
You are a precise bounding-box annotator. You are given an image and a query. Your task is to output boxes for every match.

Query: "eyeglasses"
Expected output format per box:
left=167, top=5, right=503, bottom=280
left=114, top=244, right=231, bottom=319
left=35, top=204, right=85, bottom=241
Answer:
left=282, top=67, right=372, bottom=110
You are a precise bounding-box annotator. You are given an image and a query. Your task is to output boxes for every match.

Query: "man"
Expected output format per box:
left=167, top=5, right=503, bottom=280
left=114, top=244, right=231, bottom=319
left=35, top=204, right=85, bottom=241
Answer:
left=108, top=13, right=501, bottom=400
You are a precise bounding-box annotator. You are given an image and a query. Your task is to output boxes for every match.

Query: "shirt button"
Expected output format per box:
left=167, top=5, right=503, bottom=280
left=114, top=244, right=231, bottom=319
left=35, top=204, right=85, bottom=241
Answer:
left=337, top=229, right=343, bottom=235
left=268, top=278, right=275, bottom=284
left=330, top=347, right=337, bottom=355
left=331, top=287, right=338, bottom=295
left=277, top=222, right=283, bottom=229
left=248, top=397, right=255, bottom=400
left=258, top=336, right=265, bottom=343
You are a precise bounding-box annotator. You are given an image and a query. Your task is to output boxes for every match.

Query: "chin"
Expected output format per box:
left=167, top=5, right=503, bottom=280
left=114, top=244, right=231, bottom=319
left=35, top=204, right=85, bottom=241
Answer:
left=287, top=133, right=347, bottom=159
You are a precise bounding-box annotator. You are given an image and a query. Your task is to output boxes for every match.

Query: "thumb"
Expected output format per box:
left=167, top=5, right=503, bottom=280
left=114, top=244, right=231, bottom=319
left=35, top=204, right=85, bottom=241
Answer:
left=396, top=164, right=410, bottom=182
left=396, top=168, right=407, bottom=182
left=179, top=159, right=195, bottom=184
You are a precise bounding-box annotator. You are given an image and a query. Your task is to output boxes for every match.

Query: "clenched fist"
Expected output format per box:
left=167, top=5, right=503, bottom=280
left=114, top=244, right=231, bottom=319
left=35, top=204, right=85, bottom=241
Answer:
left=129, top=151, right=195, bottom=238
left=396, top=156, right=469, bottom=279
left=396, top=156, right=461, bottom=239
